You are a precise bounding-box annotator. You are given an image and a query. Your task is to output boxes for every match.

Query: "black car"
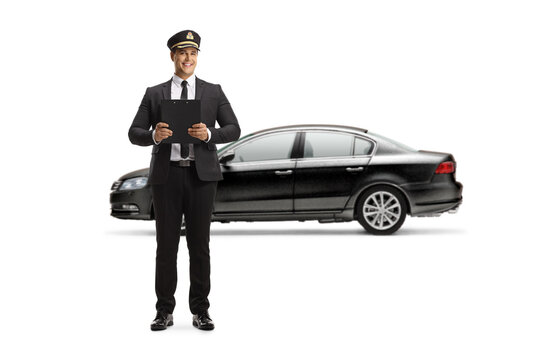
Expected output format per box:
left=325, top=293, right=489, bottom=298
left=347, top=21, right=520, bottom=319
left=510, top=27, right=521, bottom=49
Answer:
left=110, top=124, right=463, bottom=235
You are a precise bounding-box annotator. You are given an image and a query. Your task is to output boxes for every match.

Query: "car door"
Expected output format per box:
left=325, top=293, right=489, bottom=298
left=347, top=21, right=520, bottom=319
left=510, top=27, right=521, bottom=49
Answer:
left=213, top=131, right=301, bottom=214
left=294, top=131, right=374, bottom=212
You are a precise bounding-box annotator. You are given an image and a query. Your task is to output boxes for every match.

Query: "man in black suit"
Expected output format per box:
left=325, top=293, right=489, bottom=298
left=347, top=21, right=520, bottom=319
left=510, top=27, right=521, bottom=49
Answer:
left=128, top=30, right=240, bottom=331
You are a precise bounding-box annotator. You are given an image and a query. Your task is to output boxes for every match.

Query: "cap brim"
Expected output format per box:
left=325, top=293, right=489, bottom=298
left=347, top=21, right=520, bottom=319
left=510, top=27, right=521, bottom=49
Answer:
left=172, top=44, right=200, bottom=51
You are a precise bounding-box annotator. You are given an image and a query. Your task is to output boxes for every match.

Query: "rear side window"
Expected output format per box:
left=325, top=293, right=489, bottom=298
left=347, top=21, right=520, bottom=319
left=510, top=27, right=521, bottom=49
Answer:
left=353, top=137, right=374, bottom=155
left=369, top=132, right=416, bottom=151
left=303, top=132, right=353, bottom=158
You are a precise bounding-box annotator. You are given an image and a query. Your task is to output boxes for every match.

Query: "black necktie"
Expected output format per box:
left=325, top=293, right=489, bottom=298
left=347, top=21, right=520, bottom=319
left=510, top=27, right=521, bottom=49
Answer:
left=180, top=80, right=189, bottom=158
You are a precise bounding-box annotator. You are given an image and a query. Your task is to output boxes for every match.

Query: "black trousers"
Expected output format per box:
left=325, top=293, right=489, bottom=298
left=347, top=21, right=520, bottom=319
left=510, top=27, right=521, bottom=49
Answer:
left=150, top=163, right=218, bottom=315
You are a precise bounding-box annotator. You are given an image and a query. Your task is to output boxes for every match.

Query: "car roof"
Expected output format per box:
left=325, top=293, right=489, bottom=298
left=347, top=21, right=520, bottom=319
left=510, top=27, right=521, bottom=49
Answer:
left=248, top=124, right=368, bottom=137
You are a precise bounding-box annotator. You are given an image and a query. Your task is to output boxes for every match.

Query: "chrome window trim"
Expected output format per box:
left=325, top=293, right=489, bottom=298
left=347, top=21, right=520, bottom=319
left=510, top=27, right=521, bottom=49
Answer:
left=242, top=124, right=369, bottom=138
left=220, top=127, right=378, bottom=162
left=295, top=156, right=370, bottom=168
left=222, top=158, right=297, bottom=172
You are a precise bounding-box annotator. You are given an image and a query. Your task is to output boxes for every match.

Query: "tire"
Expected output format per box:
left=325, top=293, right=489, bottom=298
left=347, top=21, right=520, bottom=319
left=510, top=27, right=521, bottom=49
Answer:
left=357, top=185, right=407, bottom=235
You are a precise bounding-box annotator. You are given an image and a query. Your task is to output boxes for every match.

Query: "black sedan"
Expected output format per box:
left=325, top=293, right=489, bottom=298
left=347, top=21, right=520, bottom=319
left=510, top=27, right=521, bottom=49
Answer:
left=110, top=124, right=463, bottom=235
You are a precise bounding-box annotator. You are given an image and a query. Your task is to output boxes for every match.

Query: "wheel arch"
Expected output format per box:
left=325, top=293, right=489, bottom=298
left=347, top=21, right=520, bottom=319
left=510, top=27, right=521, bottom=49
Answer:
left=352, top=182, right=412, bottom=219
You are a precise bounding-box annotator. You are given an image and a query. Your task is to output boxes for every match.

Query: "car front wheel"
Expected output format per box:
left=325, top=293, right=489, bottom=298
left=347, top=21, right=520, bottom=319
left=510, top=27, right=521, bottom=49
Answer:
left=357, top=185, right=407, bottom=235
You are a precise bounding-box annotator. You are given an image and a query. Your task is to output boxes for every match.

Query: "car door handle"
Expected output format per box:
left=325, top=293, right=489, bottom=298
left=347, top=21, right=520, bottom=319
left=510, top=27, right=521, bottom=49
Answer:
left=346, top=166, right=364, bottom=173
left=275, top=170, right=293, bottom=176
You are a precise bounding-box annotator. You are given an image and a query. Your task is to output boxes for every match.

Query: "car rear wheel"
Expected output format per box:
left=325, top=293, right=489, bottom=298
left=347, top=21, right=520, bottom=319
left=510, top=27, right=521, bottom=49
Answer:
left=357, top=185, right=407, bottom=235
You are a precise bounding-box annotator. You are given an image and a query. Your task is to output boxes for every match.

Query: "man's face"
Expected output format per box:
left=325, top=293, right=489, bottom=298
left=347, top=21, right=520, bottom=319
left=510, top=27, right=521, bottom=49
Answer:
left=171, top=47, right=198, bottom=78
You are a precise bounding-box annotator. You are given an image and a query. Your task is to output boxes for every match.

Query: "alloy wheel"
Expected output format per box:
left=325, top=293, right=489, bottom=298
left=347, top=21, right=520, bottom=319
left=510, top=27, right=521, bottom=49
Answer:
left=362, top=191, right=402, bottom=231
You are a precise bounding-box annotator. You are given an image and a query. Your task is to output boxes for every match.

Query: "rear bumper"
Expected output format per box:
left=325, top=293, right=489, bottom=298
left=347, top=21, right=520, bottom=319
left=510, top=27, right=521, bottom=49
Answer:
left=411, top=198, right=462, bottom=216
left=403, top=177, right=463, bottom=216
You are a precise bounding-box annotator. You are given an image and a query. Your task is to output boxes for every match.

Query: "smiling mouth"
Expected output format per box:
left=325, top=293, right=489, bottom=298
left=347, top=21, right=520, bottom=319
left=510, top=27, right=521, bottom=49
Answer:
left=183, top=63, right=193, bottom=67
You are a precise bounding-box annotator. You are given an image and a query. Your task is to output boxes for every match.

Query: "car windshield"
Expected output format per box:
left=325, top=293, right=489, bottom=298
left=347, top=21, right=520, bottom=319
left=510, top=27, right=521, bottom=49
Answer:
left=369, top=132, right=417, bottom=151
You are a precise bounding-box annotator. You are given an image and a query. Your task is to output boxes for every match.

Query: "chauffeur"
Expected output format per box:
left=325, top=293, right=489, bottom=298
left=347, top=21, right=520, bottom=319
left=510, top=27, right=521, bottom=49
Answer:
left=128, top=30, right=241, bottom=331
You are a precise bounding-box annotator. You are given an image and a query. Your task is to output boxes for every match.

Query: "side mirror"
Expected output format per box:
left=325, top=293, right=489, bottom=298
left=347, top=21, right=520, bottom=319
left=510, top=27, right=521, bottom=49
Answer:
left=219, top=151, right=235, bottom=164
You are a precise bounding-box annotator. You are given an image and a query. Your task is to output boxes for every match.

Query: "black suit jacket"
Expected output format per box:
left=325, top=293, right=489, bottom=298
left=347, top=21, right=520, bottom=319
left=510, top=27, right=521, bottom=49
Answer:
left=128, top=76, right=241, bottom=184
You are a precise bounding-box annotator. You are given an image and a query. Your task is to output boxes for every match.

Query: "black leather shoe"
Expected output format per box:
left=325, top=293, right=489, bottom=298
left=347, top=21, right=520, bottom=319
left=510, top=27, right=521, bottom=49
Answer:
left=150, top=311, right=173, bottom=331
left=192, top=310, right=214, bottom=331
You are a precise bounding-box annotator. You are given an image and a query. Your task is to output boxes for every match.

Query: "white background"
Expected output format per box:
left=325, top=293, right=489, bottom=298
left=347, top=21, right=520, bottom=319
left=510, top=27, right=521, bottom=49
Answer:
left=1, top=0, right=539, bottom=358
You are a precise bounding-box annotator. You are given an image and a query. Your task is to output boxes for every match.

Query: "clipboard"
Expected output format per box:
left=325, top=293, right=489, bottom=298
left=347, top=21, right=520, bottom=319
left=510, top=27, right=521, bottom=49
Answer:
left=160, top=99, right=201, bottom=144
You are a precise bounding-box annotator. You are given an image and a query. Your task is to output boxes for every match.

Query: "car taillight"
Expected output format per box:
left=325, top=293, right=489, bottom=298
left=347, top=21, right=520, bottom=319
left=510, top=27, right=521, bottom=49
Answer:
left=435, top=161, right=455, bottom=174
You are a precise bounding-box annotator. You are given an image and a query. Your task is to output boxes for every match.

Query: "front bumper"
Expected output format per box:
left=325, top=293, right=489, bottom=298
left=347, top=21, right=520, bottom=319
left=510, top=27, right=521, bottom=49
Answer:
left=110, top=187, right=153, bottom=220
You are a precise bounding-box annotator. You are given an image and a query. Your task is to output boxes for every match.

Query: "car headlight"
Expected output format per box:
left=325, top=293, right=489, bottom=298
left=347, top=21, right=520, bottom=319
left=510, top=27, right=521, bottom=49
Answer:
left=119, top=177, right=148, bottom=191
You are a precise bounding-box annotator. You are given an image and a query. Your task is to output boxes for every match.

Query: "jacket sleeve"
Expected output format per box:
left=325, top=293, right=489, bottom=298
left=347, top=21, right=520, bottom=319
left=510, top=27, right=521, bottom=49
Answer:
left=128, top=88, right=155, bottom=146
left=206, top=84, right=241, bottom=144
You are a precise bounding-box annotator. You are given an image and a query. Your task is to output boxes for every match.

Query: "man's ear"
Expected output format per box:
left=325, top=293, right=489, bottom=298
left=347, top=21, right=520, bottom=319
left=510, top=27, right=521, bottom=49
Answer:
left=170, top=51, right=175, bottom=61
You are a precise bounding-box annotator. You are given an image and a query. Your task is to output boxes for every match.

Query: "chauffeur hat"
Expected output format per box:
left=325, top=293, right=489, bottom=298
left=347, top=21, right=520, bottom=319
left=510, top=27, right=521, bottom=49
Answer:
left=167, top=30, right=201, bottom=51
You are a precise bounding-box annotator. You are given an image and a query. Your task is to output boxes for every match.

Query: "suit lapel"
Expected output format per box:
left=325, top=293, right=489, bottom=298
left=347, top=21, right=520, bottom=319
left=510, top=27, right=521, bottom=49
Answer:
left=195, top=76, right=207, bottom=148
left=162, top=78, right=172, bottom=100
left=195, top=76, right=205, bottom=100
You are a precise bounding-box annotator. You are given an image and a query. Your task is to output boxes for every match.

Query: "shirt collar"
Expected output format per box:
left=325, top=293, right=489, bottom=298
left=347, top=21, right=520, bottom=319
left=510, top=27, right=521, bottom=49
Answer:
left=172, top=73, right=196, bottom=87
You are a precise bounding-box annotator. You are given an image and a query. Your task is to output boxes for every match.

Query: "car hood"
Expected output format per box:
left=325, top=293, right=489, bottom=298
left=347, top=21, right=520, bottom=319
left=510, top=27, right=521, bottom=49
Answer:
left=118, top=168, right=149, bottom=181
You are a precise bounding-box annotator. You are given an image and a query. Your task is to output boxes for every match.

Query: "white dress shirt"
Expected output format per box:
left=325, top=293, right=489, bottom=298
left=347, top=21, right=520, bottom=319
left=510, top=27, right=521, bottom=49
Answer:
left=152, top=73, right=211, bottom=161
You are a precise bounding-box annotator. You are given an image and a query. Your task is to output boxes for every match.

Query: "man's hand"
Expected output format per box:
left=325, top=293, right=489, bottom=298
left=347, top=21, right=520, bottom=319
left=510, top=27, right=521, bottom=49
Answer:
left=188, top=122, right=209, bottom=141
left=155, top=122, right=173, bottom=142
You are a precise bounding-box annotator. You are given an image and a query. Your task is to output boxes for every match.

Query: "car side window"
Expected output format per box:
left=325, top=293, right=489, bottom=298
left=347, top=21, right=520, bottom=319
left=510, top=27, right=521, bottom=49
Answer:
left=353, top=137, right=373, bottom=155
left=303, top=132, right=353, bottom=158
left=231, top=132, right=297, bottom=163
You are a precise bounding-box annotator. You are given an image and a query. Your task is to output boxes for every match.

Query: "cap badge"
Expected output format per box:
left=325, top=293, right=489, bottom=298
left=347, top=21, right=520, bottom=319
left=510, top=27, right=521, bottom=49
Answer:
left=187, top=32, right=194, bottom=40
